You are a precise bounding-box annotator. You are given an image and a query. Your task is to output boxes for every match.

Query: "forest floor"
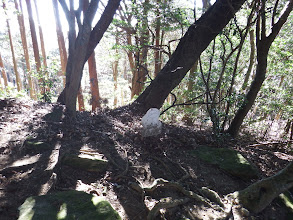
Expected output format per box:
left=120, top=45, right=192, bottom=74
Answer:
left=0, top=98, right=292, bottom=220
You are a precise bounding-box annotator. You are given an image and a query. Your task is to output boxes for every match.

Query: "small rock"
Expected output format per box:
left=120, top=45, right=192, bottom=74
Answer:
left=141, top=108, right=162, bottom=137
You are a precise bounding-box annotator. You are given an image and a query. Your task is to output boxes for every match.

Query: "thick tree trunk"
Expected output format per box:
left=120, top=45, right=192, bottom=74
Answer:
left=135, top=0, right=247, bottom=112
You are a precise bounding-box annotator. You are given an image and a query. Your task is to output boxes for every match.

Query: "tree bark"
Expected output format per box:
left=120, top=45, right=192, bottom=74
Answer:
left=25, top=0, right=43, bottom=95
left=3, top=1, right=22, bottom=91
left=241, top=29, right=255, bottom=91
left=15, top=0, right=35, bottom=98
left=227, top=0, right=293, bottom=137
left=57, top=0, right=121, bottom=116
left=33, top=0, right=47, bottom=68
left=135, top=0, right=247, bottom=112
left=0, top=53, right=8, bottom=87
left=88, top=52, right=101, bottom=110
left=52, top=0, right=67, bottom=87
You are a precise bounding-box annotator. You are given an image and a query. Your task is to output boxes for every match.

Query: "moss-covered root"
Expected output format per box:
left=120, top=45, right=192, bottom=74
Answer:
left=230, top=161, right=293, bottom=213
left=147, top=197, right=190, bottom=220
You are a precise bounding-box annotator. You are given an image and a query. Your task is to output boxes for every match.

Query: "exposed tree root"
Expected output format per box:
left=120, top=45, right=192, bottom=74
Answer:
left=147, top=197, right=190, bottom=220
left=131, top=161, right=293, bottom=219
left=230, top=161, right=293, bottom=213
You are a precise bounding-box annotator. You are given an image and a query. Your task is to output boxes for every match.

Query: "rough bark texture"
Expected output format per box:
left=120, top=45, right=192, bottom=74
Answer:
left=135, top=0, right=247, bottom=112
left=227, top=0, right=293, bottom=137
left=232, top=161, right=293, bottom=213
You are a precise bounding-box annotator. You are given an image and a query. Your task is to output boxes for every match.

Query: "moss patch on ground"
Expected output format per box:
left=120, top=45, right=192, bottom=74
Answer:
left=18, top=190, right=121, bottom=220
left=190, top=146, right=258, bottom=180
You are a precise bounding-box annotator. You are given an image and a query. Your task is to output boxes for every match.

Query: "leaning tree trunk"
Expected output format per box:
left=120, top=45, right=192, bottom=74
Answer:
left=227, top=0, right=293, bottom=137
left=135, top=0, right=247, bottom=112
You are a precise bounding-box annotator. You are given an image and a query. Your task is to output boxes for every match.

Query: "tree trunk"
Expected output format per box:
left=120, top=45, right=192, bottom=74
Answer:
left=77, top=87, right=85, bottom=111
left=0, top=53, right=8, bottom=87
left=15, top=0, right=35, bottom=98
left=113, top=35, right=119, bottom=107
left=52, top=0, right=67, bottom=87
left=154, top=0, right=161, bottom=77
left=33, top=0, right=47, bottom=68
left=88, top=52, right=101, bottom=110
left=3, top=1, right=22, bottom=91
left=131, top=0, right=149, bottom=98
left=135, top=0, right=247, bottom=112
left=241, top=29, right=255, bottom=91
left=25, top=0, right=43, bottom=95
left=227, top=0, right=293, bottom=137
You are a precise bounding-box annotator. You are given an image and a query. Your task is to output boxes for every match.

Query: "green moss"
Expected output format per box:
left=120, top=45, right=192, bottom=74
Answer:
left=26, top=141, right=51, bottom=152
left=190, top=146, right=258, bottom=180
left=18, top=190, right=121, bottom=220
left=62, top=154, right=108, bottom=173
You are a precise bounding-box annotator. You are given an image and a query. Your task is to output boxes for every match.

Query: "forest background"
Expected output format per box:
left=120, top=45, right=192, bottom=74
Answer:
left=0, top=0, right=292, bottom=140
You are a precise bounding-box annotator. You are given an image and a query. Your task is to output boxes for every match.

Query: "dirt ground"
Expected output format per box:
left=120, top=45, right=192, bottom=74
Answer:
left=0, top=98, right=292, bottom=219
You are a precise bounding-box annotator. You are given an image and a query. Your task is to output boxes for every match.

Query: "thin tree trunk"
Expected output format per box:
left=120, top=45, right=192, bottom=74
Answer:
left=0, top=53, right=8, bottom=87
left=25, top=0, right=43, bottom=95
left=15, top=0, right=35, bottom=98
left=52, top=0, right=67, bottom=87
left=131, top=0, right=149, bottom=98
left=187, top=61, right=198, bottom=91
left=113, top=35, right=119, bottom=107
left=88, top=53, right=101, bottom=110
left=154, top=0, right=161, bottom=77
left=227, top=0, right=293, bottom=137
left=57, top=0, right=121, bottom=116
left=77, top=87, right=85, bottom=111
left=33, top=0, right=47, bottom=68
left=241, top=29, right=255, bottom=91
left=3, top=1, right=22, bottom=91
left=83, top=0, right=100, bottom=111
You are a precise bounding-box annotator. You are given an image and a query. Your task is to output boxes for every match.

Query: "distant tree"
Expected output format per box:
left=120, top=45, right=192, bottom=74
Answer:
left=25, top=0, right=43, bottom=96
left=57, top=0, right=121, bottom=116
left=15, top=0, right=35, bottom=98
left=227, top=0, right=293, bottom=137
left=0, top=53, right=8, bottom=87
left=83, top=0, right=100, bottom=111
left=3, top=0, right=22, bottom=91
left=52, top=0, right=67, bottom=87
left=33, top=0, right=47, bottom=68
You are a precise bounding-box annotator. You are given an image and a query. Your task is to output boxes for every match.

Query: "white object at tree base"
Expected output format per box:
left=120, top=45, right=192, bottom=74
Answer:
left=141, top=108, right=162, bottom=137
